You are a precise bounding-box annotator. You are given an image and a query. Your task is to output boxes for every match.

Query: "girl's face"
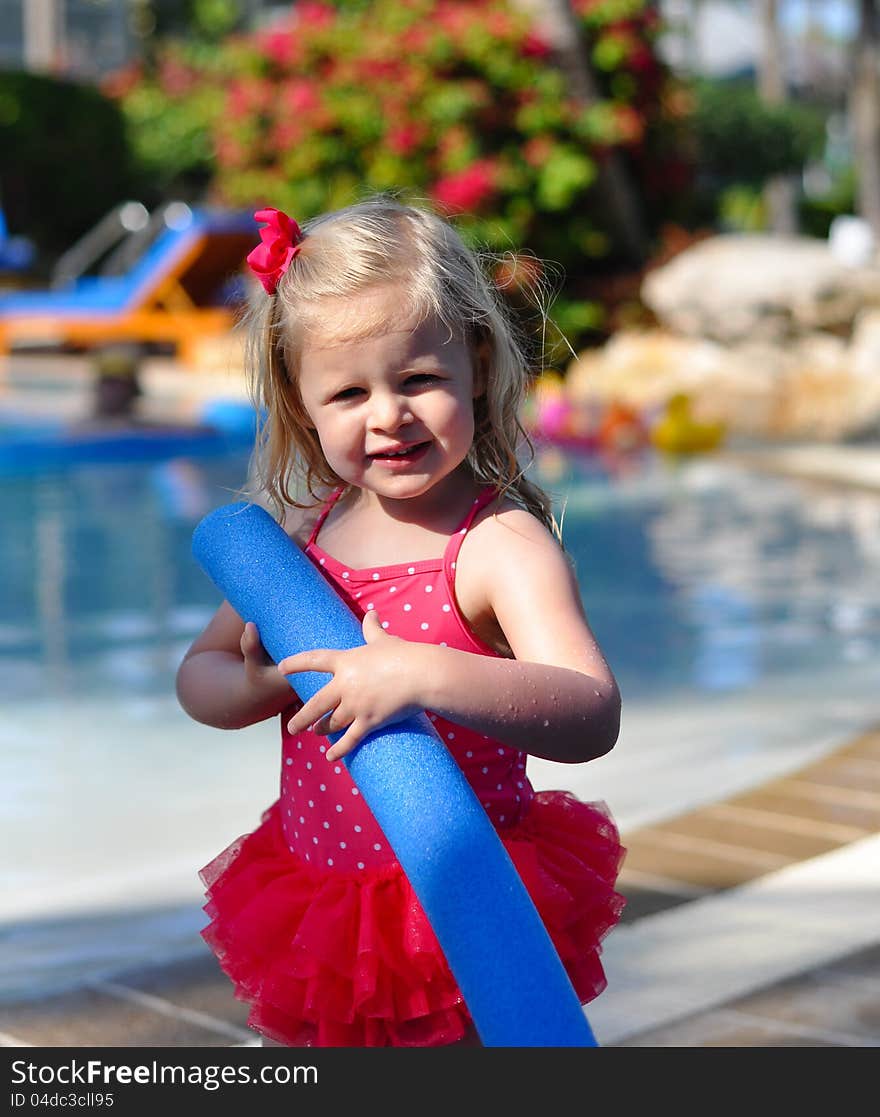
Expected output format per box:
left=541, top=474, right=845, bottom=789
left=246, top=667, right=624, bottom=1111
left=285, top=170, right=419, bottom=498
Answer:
left=296, top=286, right=485, bottom=504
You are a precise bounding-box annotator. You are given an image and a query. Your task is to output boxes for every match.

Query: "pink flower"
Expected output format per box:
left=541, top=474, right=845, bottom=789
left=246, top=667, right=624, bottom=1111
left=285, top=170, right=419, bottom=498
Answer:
left=282, top=79, right=321, bottom=115
left=228, top=78, right=271, bottom=119
left=387, top=123, right=422, bottom=156
left=246, top=208, right=303, bottom=295
left=258, top=29, right=302, bottom=68
left=214, top=135, right=248, bottom=169
left=432, top=161, right=498, bottom=214
left=435, top=2, right=473, bottom=38
left=522, top=31, right=551, bottom=59
left=270, top=119, right=306, bottom=150
left=158, top=57, right=196, bottom=97
left=295, top=2, right=335, bottom=28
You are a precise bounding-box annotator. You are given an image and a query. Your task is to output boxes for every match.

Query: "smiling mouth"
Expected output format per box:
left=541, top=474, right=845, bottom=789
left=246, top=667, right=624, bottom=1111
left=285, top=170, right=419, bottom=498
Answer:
left=368, top=441, right=431, bottom=460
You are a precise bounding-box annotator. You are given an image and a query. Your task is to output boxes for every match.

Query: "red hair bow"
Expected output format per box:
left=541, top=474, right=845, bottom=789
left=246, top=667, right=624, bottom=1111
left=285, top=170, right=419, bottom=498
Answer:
left=246, top=207, right=303, bottom=294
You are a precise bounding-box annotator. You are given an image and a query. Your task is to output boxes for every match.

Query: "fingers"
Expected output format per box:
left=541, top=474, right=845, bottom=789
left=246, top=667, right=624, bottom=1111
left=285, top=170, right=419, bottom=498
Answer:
left=241, top=622, right=272, bottom=667
left=277, top=648, right=334, bottom=676
left=286, top=694, right=362, bottom=758
left=240, top=621, right=259, bottom=655
left=312, top=709, right=345, bottom=736
left=361, top=609, right=384, bottom=641
left=278, top=616, right=390, bottom=674
left=286, top=685, right=341, bottom=736
left=326, top=724, right=364, bottom=763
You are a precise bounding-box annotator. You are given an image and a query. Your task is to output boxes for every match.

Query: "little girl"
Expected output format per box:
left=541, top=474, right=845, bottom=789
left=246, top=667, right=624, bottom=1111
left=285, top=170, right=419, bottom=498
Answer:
left=176, top=196, right=625, bottom=1047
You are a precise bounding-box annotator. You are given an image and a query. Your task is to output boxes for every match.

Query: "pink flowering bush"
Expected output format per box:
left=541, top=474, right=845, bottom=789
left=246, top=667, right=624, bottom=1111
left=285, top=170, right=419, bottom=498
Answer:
left=113, top=0, right=687, bottom=348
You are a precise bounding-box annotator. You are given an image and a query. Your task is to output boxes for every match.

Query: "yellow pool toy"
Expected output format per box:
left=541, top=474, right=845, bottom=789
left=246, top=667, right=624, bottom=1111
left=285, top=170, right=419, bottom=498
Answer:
left=651, top=392, right=726, bottom=454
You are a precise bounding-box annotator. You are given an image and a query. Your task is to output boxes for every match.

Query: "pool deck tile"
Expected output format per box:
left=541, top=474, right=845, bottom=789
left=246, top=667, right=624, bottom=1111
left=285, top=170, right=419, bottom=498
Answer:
left=95, top=956, right=254, bottom=1033
left=615, top=881, right=701, bottom=925
left=619, top=727, right=880, bottom=892
left=727, top=786, right=880, bottom=834
left=653, top=807, right=854, bottom=861
left=1, top=726, right=878, bottom=1049
left=617, top=944, right=880, bottom=1048
left=0, top=982, right=250, bottom=1048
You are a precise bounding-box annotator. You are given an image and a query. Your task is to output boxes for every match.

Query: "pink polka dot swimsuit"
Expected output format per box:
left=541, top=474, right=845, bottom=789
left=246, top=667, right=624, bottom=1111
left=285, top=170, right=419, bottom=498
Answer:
left=279, top=484, right=534, bottom=873
left=200, top=482, right=626, bottom=1047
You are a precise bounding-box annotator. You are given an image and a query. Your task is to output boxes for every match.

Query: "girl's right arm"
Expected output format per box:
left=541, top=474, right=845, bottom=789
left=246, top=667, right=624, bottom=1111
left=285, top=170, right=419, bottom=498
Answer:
left=175, top=602, right=297, bottom=729
left=176, top=501, right=317, bottom=729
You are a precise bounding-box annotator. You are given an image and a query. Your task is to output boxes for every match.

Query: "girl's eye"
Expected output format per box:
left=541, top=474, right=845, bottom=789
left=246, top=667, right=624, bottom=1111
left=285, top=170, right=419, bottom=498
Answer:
left=406, top=373, right=439, bottom=386
left=332, top=387, right=365, bottom=401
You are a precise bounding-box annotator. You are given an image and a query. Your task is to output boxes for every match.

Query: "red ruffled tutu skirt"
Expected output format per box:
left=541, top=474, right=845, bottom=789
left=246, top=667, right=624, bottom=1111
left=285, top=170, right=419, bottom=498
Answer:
left=200, top=790, right=626, bottom=1047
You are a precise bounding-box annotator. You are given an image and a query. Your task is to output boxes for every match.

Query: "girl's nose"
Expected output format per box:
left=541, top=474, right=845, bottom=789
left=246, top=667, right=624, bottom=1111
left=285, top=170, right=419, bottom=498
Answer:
left=370, top=391, right=413, bottom=431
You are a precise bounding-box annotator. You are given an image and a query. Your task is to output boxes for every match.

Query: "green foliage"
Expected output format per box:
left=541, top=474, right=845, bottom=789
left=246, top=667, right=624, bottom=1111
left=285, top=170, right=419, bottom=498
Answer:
left=111, top=0, right=685, bottom=352
left=191, top=0, right=242, bottom=39
left=717, top=183, right=766, bottom=232
left=546, top=297, right=606, bottom=359
left=692, top=79, right=826, bottom=186
left=0, top=70, right=137, bottom=264
left=111, top=42, right=226, bottom=198
left=141, top=0, right=248, bottom=44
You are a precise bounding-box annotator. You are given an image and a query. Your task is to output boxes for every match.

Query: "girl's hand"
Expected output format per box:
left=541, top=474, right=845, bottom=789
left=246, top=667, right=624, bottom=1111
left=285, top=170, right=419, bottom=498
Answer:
left=277, top=611, right=425, bottom=762
left=241, top=622, right=295, bottom=701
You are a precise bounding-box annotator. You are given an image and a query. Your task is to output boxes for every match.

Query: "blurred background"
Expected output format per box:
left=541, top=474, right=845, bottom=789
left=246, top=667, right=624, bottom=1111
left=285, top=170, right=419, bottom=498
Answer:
left=4, top=1, right=880, bottom=436
left=1, top=1, right=879, bottom=1047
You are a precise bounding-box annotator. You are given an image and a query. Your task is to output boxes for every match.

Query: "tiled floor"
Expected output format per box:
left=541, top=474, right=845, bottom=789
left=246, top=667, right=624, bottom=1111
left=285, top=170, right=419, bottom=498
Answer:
left=2, top=728, right=878, bottom=1048
left=599, top=727, right=880, bottom=1047
left=618, top=943, right=880, bottom=1047
left=616, top=728, right=880, bottom=912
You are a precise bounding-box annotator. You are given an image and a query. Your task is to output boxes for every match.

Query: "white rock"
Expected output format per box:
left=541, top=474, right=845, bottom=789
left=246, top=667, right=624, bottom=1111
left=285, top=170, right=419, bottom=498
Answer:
left=563, top=327, right=880, bottom=442
left=849, top=308, right=880, bottom=379
left=641, top=233, right=880, bottom=343
left=829, top=215, right=876, bottom=268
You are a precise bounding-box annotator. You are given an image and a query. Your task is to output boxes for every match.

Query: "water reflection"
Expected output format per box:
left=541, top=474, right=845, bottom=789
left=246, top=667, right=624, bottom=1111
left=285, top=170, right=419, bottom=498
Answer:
left=0, top=452, right=251, bottom=703
left=2, top=449, right=879, bottom=707
left=35, top=480, right=70, bottom=694
left=533, top=452, right=880, bottom=700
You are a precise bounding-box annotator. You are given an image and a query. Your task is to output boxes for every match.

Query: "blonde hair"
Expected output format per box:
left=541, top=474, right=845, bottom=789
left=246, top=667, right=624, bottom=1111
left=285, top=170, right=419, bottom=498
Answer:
left=244, top=194, right=558, bottom=537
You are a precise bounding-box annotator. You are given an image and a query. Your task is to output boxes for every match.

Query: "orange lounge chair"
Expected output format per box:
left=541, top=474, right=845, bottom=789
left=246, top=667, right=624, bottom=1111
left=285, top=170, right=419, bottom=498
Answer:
left=0, top=205, right=256, bottom=366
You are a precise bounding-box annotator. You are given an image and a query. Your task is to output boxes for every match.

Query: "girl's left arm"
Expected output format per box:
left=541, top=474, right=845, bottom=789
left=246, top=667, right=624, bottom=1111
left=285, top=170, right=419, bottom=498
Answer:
left=280, top=509, right=620, bottom=765
left=414, top=509, right=620, bottom=764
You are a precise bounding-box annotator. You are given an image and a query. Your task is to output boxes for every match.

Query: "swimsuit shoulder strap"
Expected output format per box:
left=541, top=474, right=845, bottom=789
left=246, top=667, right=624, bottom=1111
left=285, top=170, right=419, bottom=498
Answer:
left=443, top=485, right=500, bottom=571
left=306, top=486, right=347, bottom=547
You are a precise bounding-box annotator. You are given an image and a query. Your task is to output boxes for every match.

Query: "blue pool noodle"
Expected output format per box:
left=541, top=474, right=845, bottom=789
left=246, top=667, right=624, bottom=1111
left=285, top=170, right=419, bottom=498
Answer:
left=192, top=500, right=597, bottom=1048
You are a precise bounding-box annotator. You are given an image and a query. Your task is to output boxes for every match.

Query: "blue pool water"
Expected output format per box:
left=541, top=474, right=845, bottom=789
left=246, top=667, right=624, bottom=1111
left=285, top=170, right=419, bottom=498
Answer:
left=3, top=437, right=880, bottom=996
left=1, top=449, right=254, bottom=705
left=4, top=444, right=878, bottom=710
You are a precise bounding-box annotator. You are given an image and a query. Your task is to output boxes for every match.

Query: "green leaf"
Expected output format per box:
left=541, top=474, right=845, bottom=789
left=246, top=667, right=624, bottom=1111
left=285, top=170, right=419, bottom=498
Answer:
left=536, top=150, right=596, bottom=211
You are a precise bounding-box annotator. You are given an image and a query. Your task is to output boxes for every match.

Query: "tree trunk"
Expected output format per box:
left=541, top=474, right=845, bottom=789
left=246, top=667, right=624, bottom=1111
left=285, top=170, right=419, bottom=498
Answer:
left=851, top=0, right=880, bottom=239
left=511, top=0, right=649, bottom=264
left=23, top=0, right=64, bottom=72
left=756, top=0, right=799, bottom=234
left=687, top=0, right=703, bottom=75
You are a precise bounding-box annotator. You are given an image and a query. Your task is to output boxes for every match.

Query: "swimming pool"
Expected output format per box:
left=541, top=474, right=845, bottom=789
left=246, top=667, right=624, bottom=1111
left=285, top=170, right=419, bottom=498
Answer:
left=6, top=444, right=877, bottom=707
left=3, top=439, right=880, bottom=996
